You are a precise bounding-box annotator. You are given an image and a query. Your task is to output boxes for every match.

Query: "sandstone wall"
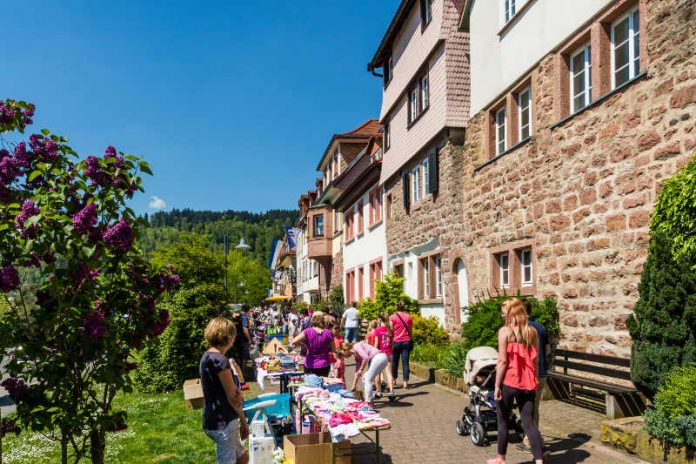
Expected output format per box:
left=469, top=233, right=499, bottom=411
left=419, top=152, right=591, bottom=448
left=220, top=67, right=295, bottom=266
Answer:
left=455, top=0, right=696, bottom=356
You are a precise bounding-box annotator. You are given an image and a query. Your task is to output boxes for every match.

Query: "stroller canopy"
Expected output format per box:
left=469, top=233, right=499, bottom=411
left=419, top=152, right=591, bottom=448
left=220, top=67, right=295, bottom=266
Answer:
left=464, top=346, right=498, bottom=385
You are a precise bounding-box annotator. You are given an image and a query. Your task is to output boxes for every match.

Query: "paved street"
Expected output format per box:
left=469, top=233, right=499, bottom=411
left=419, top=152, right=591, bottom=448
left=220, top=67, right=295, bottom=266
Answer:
left=343, top=361, right=646, bottom=464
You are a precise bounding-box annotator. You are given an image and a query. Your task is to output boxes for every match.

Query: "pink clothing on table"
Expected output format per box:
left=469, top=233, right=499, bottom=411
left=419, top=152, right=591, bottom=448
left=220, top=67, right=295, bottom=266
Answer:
left=389, top=312, right=412, bottom=343
left=503, top=342, right=539, bottom=391
left=373, top=326, right=393, bottom=355
left=352, top=341, right=380, bottom=372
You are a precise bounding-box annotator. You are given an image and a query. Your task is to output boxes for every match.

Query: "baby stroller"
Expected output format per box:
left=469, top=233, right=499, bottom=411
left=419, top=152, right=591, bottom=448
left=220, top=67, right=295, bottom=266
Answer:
left=455, top=346, right=524, bottom=446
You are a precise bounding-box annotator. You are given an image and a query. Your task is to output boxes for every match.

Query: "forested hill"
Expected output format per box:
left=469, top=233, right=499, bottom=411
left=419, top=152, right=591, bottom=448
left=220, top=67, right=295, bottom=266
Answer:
left=138, top=208, right=298, bottom=263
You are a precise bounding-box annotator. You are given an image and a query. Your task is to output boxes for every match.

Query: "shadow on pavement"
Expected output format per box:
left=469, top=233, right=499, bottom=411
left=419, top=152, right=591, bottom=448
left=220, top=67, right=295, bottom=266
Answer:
left=349, top=442, right=393, bottom=463
left=517, top=432, right=592, bottom=464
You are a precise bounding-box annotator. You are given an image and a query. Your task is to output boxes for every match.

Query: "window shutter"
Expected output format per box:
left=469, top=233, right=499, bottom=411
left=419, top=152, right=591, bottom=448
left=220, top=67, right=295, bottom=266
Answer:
left=402, top=169, right=410, bottom=213
left=428, top=150, right=438, bottom=194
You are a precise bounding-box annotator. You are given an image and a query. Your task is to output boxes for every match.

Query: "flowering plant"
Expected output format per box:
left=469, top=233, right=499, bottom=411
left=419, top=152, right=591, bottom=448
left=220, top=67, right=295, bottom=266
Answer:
left=0, top=99, right=177, bottom=463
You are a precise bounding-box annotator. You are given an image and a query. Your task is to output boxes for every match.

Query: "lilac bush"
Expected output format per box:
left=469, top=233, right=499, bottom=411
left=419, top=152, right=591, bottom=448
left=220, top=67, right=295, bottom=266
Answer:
left=0, top=99, right=177, bottom=463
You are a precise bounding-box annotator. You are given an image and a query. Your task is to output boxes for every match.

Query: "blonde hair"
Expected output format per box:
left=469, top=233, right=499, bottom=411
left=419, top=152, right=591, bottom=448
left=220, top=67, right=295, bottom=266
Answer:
left=378, top=313, right=392, bottom=338
left=204, top=317, right=237, bottom=348
left=367, top=320, right=378, bottom=332
left=503, top=299, right=538, bottom=349
left=310, top=312, right=326, bottom=329
left=336, top=342, right=355, bottom=359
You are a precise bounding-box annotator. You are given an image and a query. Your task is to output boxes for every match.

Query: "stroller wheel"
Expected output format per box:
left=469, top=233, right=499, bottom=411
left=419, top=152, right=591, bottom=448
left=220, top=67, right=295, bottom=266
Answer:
left=470, top=422, right=487, bottom=446
left=456, top=419, right=469, bottom=436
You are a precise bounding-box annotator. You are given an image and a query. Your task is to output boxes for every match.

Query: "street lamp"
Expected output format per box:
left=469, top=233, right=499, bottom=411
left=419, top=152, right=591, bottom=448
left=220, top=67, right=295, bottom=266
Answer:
left=224, top=231, right=252, bottom=302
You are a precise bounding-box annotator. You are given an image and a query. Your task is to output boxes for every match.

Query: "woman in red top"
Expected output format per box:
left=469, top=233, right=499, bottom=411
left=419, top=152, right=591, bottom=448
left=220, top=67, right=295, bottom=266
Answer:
left=372, top=313, right=395, bottom=399
left=489, top=299, right=543, bottom=464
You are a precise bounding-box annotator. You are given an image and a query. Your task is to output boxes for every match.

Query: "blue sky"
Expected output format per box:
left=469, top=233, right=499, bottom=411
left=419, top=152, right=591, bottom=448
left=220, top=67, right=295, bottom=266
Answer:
left=2, top=1, right=397, bottom=214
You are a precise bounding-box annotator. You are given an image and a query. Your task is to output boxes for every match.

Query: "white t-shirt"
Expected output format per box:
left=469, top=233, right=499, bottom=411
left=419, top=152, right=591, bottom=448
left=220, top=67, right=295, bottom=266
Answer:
left=342, top=307, right=360, bottom=328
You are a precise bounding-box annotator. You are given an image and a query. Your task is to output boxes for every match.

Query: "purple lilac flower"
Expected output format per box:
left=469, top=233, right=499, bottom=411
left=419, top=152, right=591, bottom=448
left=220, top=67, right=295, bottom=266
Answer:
left=151, top=309, right=170, bottom=337
left=85, top=155, right=108, bottom=186
left=158, top=273, right=180, bottom=291
left=103, top=219, right=134, bottom=253
left=0, top=378, right=30, bottom=401
left=15, top=200, right=40, bottom=238
left=0, top=266, right=20, bottom=292
left=0, top=157, right=19, bottom=184
left=42, top=139, right=59, bottom=162
left=0, top=103, right=15, bottom=125
left=13, top=142, right=31, bottom=167
left=72, top=203, right=98, bottom=235
left=82, top=310, right=107, bottom=340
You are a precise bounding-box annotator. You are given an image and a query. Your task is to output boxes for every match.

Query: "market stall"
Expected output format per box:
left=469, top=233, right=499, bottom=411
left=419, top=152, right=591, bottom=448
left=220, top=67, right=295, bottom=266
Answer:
left=256, top=353, right=305, bottom=393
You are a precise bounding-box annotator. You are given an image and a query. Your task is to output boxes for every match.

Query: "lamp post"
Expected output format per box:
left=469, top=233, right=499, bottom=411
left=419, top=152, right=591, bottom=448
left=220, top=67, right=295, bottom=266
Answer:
left=224, top=231, right=251, bottom=302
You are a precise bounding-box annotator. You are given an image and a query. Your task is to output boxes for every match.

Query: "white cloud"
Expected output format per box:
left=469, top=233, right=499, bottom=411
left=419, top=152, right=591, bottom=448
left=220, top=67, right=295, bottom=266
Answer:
left=148, top=196, right=167, bottom=210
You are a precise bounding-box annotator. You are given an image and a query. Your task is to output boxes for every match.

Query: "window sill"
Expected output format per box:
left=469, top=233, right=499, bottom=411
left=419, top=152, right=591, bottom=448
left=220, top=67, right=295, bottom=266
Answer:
left=474, top=137, right=532, bottom=172
left=551, top=72, right=647, bottom=130
left=418, top=298, right=443, bottom=305
left=489, top=285, right=536, bottom=297
left=345, top=238, right=355, bottom=245
left=497, top=0, right=537, bottom=37
left=368, top=220, right=383, bottom=231
left=407, top=106, right=430, bottom=131
left=357, top=232, right=364, bottom=239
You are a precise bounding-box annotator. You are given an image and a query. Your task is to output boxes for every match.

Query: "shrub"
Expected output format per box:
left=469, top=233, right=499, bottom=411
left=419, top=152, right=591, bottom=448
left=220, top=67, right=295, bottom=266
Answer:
left=460, top=294, right=560, bottom=352
left=412, top=315, right=449, bottom=346
left=627, top=230, right=696, bottom=399
left=411, top=343, right=448, bottom=369
left=644, top=365, right=696, bottom=448
left=444, top=342, right=469, bottom=377
left=357, top=274, right=418, bottom=321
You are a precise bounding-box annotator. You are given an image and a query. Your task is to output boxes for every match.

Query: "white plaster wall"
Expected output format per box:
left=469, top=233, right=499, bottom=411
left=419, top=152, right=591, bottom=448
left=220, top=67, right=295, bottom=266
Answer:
left=342, top=186, right=387, bottom=300
left=469, top=0, right=613, bottom=114
left=421, top=304, right=446, bottom=327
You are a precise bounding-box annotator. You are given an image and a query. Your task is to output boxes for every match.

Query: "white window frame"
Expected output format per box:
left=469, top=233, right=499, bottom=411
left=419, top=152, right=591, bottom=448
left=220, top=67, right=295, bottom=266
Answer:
left=421, top=74, right=429, bottom=111
left=503, top=0, right=516, bottom=23
left=422, top=258, right=430, bottom=298
left=434, top=256, right=442, bottom=298
left=495, top=107, right=507, bottom=156
left=423, top=0, right=433, bottom=25
left=409, top=87, right=418, bottom=123
left=411, top=165, right=421, bottom=204
left=422, top=157, right=430, bottom=196
left=387, top=55, right=393, bottom=84
left=520, top=249, right=533, bottom=287
left=498, top=253, right=510, bottom=288
left=611, top=7, right=640, bottom=89
left=570, top=43, right=592, bottom=113
left=518, top=87, right=532, bottom=141
left=384, top=120, right=391, bottom=150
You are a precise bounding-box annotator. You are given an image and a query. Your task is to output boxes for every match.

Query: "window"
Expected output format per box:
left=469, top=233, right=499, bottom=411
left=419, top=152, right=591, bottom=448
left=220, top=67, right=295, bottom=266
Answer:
left=384, top=120, right=391, bottom=151
left=611, top=8, right=640, bottom=88
left=369, top=261, right=383, bottom=299
left=570, top=44, right=592, bottom=112
left=434, top=255, right=442, bottom=298
left=498, top=253, right=510, bottom=288
left=518, top=87, right=531, bottom=141
left=313, top=214, right=324, bottom=237
left=504, top=0, right=516, bottom=23
left=345, top=270, right=356, bottom=303
left=422, top=156, right=430, bottom=194
left=369, top=188, right=382, bottom=226
left=420, top=257, right=430, bottom=299
left=495, top=107, right=507, bottom=155
left=384, top=55, right=393, bottom=86
left=409, top=87, right=418, bottom=123
left=421, top=74, right=429, bottom=111
left=345, top=210, right=354, bottom=242
left=407, top=69, right=430, bottom=125
left=519, top=248, right=533, bottom=287
left=394, top=263, right=404, bottom=278
left=411, top=165, right=421, bottom=204
left=358, top=267, right=364, bottom=300
left=386, top=194, right=392, bottom=220
left=357, top=201, right=364, bottom=236
left=421, top=0, right=433, bottom=26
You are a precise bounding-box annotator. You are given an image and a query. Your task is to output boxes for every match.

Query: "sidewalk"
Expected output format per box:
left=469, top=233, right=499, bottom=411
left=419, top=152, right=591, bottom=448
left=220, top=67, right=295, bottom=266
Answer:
left=345, top=361, right=647, bottom=464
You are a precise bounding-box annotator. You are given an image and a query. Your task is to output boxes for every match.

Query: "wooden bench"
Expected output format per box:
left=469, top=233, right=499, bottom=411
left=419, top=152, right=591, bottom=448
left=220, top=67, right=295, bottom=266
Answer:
left=546, top=349, right=645, bottom=419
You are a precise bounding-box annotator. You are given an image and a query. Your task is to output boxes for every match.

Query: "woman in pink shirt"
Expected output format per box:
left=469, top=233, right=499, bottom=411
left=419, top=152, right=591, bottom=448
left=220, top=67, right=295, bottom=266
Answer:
left=339, top=341, right=389, bottom=403
left=489, top=299, right=543, bottom=464
left=372, top=313, right=395, bottom=399
left=389, top=302, right=413, bottom=389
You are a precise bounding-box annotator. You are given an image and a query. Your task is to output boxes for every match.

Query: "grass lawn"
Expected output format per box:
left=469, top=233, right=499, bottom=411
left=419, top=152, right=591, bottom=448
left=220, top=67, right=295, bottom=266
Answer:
left=2, top=383, right=264, bottom=464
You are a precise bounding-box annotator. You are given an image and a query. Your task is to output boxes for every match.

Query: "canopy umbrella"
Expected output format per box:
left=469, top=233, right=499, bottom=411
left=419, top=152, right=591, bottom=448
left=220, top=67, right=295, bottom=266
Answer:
left=265, top=295, right=291, bottom=302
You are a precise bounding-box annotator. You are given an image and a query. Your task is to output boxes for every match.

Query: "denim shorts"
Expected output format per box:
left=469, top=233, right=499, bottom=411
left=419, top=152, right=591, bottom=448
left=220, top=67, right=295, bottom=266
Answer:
left=205, top=419, right=244, bottom=464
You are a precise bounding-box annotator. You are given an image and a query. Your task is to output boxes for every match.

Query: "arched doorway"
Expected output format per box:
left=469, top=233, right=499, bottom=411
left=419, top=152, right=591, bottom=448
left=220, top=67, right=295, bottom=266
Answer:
left=455, top=259, right=469, bottom=323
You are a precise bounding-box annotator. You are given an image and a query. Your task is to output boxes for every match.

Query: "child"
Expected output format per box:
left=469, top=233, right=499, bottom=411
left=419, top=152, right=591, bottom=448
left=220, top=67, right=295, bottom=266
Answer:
left=329, top=324, right=346, bottom=385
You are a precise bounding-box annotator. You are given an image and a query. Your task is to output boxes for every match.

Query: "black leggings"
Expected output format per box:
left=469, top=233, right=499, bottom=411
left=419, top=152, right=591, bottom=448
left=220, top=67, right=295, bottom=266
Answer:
left=304, top=366, right=330, bottom=377
left=496, top=384, right=543, bottom=460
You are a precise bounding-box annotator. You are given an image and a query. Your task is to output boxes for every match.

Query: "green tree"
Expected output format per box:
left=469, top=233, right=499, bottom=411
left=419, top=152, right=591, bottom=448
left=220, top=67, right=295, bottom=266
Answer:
left=226, top=249, right=271, bottom=306
left=358, top=274, right=418, bottom=321
left=627, top=231, right=696, bottom=399
left=134, top=234, right=226, bottom=393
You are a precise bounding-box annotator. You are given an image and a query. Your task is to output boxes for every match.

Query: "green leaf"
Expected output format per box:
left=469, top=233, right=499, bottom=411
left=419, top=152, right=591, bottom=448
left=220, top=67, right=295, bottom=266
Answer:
left=82, top=246, right=96, bottom=258
left=0, top=223, right=9, bottom=231
left=139, top=161, right=153, bottom=175
left=41, top=128, right=50, bottom=135
left=125, top=154, right=139, bottom=161
left=28, top=170, right=42, bottom=182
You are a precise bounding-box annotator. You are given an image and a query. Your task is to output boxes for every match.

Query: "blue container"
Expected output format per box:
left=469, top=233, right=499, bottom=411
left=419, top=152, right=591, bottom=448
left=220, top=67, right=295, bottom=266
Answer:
left=243, top=393, right=291, bottom=421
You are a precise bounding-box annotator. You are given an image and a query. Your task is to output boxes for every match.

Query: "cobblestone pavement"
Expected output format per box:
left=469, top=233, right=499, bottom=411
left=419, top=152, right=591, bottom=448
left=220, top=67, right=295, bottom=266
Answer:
left=342, top=361, right=647, bottom=464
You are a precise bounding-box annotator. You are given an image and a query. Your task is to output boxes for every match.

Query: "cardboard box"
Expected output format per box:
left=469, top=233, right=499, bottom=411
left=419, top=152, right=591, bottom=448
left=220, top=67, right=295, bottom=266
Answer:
left=183, top=378, right=204, bottom=410
left=283, top=432, right=351, bottom=464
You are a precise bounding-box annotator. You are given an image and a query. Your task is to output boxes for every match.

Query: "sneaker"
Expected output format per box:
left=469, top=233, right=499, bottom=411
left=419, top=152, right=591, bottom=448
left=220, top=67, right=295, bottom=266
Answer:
left=240, top=383, right=250, bottom=391
left=387, top=393, right=396, bottom=402
left=375, top=392, right=383, bottom=399
left=516, top=443, right=532, bottom=453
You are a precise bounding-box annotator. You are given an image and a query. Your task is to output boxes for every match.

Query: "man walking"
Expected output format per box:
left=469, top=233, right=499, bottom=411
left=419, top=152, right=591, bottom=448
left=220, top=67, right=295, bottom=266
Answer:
left=341, top=301, right=360, bottom=344
left=520, top=298, right=550, bottom=452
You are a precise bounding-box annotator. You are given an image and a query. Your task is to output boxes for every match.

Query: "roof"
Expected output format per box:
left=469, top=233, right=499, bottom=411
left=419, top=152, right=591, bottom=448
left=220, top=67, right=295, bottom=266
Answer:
left=368, top=0, right=416, bottom=72
left=315, top=119, right=381, bottom=171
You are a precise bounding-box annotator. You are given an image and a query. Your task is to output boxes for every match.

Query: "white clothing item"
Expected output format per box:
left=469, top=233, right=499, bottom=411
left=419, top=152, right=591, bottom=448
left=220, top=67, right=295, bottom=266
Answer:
left=342, top=307, right=360, bottom=328
left=362, top=352, right=388, bottom=402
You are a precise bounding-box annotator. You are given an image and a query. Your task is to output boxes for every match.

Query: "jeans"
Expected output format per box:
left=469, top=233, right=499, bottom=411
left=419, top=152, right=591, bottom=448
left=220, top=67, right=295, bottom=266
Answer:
left=363, top=353, right=388, bottom=402
left=344, top=327, right=358, bottom=343
left=391, top=341, right=412, bottom=382
left=204, top=419, right=244, bottom=464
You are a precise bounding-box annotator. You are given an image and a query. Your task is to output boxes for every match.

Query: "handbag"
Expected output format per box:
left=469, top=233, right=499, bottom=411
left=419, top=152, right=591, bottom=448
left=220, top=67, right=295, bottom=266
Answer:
left=395, top=312, right=414, bottom=349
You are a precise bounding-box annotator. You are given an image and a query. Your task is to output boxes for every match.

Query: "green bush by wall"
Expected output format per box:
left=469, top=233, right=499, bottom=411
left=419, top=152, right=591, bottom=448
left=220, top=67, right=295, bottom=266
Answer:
left=643, top=365, right=696, bottom=448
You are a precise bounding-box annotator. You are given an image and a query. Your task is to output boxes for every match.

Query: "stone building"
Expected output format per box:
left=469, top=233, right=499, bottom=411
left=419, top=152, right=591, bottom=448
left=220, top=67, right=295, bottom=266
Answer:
left=367, top=0, right=470, bottom=327
left=454, top=0, right=696, bottom=356
left=295, top=191, right=321, bottom=304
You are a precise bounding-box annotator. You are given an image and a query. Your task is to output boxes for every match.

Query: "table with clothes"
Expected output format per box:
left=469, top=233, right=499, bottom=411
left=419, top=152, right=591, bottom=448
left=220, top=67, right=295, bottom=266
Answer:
left=255, top=353, right=305, bottom=392
left=294, top=374, right=391, bottom=463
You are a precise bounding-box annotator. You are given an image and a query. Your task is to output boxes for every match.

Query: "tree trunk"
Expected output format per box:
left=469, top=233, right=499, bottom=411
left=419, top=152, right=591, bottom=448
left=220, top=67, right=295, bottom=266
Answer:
left=89, top=430, right=105, bottom=464
left=61, top=435, right=69, bottom=464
